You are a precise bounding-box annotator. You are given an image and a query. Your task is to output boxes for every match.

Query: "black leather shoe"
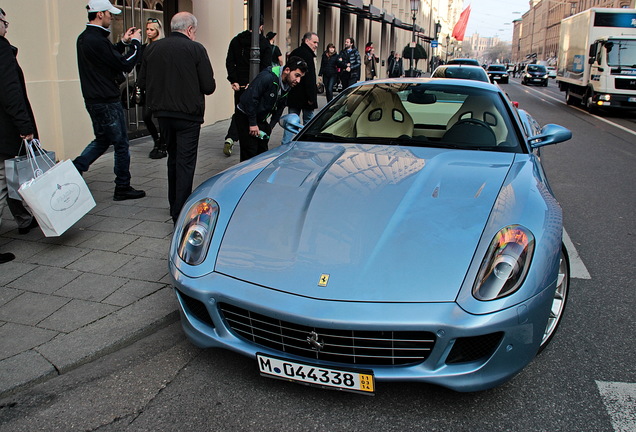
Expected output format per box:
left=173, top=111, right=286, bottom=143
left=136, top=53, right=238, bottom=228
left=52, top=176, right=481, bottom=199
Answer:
left=0, top=252, right=16, bottom=264
left=113, top=186, right=146, bottom=201
left=18, top=218, right=39, bottom=235
left=149, top=147, right=167, bottom=159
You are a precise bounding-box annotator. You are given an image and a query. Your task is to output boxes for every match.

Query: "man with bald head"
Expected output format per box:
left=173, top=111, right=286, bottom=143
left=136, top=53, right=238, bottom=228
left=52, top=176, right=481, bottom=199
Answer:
left=138, top=12, right=216, bottom=223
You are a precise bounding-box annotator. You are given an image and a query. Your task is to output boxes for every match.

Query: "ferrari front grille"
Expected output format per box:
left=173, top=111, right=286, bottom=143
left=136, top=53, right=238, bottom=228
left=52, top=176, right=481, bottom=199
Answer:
left=219, top=303, right=436, bottom=366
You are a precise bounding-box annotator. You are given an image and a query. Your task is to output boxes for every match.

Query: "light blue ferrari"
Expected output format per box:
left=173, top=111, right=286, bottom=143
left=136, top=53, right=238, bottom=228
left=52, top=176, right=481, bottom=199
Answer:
left=169, top=79, right=572, bottom=393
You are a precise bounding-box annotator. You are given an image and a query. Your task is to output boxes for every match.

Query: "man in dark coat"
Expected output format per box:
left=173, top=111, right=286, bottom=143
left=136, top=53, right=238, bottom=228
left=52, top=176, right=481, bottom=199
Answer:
left=282, top=32, right=319, bottom=146
left=138, top=12, right=216, bottom=223
left=338, top=37, right=361, bottom=89
left=222, top=18, right=272, bottom=157
left=0, top=7, right=39, bottom=263
left=74, top=0, right=145, bottom=201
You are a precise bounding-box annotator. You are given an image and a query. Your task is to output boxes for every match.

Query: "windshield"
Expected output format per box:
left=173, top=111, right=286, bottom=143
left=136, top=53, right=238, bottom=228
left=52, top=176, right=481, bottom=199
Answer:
left=432, top=66, right=489, bottom=82
left=488, top=65, right=507, bottom=71
left=297, top=83, right=522, bottom=153
left=527, top=65, right=546, bottom=73
left=606, top=40, right=636, bottom=67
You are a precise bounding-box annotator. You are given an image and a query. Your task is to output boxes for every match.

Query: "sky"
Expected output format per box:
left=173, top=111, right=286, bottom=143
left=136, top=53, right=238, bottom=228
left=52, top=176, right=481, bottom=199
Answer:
left=463, top=0, right=532, bottom=41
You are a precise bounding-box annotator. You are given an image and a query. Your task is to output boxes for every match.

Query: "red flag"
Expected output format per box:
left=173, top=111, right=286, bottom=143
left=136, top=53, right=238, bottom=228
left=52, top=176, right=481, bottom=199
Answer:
left=451, top=5, right=471, bottom=41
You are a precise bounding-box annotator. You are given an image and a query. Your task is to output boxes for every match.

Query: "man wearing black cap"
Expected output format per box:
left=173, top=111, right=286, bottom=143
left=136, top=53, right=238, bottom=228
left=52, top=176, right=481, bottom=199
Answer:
left=266, top=31, right=282, bottom=67
left=74, top=0, right=145, bottom=201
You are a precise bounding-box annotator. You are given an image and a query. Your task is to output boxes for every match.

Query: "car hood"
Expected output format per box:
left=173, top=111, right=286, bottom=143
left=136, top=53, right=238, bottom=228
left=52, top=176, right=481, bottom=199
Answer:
left=215, top=144, right=515, bottom=302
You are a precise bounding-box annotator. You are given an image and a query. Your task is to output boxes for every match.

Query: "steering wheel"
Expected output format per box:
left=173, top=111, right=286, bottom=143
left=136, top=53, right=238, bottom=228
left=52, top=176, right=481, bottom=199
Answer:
left=452, top=118, right=496, bottom=141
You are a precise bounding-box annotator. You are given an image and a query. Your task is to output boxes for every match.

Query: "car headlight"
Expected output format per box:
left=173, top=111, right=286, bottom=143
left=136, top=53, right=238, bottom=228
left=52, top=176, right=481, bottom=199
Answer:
left=473, top=225, right=535, bottom=301
left=525, top=73, right=532, bottom=78
left=543, top=74, right=549, bottom=79
left=177, top=198, right=219, bottom=265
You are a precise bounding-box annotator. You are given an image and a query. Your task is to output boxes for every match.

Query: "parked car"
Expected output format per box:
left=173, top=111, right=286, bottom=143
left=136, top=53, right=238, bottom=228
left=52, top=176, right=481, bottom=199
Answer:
left=431, top=64, right=490, bottom=82
left=547, top=66, right=557, bottom=79
left=446, top=58, right=480, bottom=66
left=522, top=64, right=549, bottom=86
left=486, top=64, right=510, bottom=84
left=169, top=78, right=572, bottom=394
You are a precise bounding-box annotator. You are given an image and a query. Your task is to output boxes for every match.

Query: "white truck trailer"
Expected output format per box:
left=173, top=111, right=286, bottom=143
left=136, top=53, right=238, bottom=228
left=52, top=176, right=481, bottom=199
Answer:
left=556, top=8, right=636, bottom=113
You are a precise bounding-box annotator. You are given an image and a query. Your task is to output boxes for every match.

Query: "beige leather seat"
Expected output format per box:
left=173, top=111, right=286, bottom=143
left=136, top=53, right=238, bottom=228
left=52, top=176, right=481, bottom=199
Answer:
left=355, top=90, right=414, bottom=138
left=445, top=95, right=507, bottom=144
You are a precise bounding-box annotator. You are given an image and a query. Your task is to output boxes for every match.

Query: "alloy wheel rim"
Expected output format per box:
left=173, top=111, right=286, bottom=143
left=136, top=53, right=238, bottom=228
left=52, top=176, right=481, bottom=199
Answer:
left=541, top=250, right=569, bottom=346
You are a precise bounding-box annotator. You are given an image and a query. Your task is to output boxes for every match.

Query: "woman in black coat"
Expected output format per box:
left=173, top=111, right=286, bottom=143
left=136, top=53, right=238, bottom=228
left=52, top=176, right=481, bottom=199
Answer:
left=319, top=43, right=339, bottom=102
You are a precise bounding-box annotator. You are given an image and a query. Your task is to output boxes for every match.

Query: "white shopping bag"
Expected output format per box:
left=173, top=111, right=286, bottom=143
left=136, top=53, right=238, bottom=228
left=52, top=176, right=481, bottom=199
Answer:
left=18, top=159, right=96, bottom=237
left=4, top=139, right=56, bottom=200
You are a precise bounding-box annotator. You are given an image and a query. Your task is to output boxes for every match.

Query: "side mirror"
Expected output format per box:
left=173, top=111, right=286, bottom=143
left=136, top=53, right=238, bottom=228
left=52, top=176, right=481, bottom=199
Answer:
left=279, top=113, right=303, bottom=136
left=529, top=124, right=572, bottom=148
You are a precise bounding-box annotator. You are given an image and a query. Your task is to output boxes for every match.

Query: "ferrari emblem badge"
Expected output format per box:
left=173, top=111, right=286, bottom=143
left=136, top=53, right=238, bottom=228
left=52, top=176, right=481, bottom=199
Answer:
left=318, top=274, right=330, bottom=287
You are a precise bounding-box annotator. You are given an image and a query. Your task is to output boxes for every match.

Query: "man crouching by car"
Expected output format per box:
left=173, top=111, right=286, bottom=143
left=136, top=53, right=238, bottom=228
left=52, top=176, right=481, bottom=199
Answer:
left=233, top=56, right=308, bottom=162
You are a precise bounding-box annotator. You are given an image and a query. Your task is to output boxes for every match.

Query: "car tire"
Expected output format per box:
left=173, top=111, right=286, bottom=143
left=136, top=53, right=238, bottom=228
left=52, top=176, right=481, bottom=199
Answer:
left=538, top=245, right=570, bottom=354
left=585, top=91, right=598, bottom=114
left=543, top=81, right=548, bottom=87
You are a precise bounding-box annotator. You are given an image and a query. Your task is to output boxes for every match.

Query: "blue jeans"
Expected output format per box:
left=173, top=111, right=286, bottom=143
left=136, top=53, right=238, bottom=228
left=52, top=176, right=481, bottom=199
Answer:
left=324, top=74, right=337, bottom=102
left=74, top=102, right=131, bottom=186
left=281, top=107, right=315, bottom=146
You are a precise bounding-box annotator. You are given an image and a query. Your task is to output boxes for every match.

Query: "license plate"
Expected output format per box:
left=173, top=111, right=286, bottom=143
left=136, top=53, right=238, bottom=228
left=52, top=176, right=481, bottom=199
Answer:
left=628, top=97, right=636, bottom=102
left=257, top=353, right=375, bottom=394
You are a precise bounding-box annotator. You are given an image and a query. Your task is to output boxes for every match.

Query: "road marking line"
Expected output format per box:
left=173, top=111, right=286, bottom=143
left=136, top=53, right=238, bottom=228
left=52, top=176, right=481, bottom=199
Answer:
left=563, top=228, right=591, bottom=279
left=596, top=381, right=636, bottom=432
left=511, top=81, right=636, bottom=138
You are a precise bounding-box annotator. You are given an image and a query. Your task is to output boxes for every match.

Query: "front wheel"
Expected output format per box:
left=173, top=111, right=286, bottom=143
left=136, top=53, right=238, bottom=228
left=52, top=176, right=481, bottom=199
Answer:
left=538, top=245, right=570, bottom=353
left=565, top=88, right=577, bottom=105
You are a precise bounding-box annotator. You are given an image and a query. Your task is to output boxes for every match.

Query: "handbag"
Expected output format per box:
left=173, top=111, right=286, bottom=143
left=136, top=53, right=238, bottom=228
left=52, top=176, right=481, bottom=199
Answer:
left=4, top=139, right=56, bottom=200
left=18, top=159, right=96, bottom=237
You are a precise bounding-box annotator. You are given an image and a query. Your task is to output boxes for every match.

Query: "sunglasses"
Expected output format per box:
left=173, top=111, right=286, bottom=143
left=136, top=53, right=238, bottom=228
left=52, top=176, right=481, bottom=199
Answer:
left=147, top=18, right=161, bottom=25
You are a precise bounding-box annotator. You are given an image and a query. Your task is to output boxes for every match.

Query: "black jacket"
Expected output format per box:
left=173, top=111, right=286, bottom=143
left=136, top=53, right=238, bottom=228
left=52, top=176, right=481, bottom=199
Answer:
left=226, top=30, right=272, bottom=86
left=287, top=43, right=317, bottom=109
left=318, top=51, right=339, bottom=78
left=0, top=36, right=37, bottom=156
left=138, top=32, right=216, bottom=123
left=76, top=25, right=140, bottom=104
left=237, top=66, right=288, bottom=129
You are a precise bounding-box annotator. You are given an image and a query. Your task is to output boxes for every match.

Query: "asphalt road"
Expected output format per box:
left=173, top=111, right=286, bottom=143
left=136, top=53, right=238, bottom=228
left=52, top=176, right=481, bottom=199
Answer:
left=0, top=78, right=634, bottom=432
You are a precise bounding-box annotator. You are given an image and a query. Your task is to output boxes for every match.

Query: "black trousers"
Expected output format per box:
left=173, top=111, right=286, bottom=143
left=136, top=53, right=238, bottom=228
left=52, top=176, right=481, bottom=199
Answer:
left=233, top=110, right=270, bottom=162
left=157, top=117, right=201, bottom=222
left=225, top=88, right=246, bottom=142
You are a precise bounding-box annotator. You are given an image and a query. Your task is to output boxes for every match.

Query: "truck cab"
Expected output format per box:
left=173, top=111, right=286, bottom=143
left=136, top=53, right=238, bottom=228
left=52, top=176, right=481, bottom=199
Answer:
left=586, top=37, right=636, bottom=110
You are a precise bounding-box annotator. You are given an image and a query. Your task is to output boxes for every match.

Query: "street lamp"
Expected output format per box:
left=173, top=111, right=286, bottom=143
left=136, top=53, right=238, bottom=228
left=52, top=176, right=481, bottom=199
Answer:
left=445, top=35, right=450, bottom=62
left=434, top=20, right=441, bottom=71
left=408, top=0, right=420, bottom=76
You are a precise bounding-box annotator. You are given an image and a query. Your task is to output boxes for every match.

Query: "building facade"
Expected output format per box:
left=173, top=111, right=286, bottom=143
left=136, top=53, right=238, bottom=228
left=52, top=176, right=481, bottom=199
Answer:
left=4, top=0, right=466, bottom=160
